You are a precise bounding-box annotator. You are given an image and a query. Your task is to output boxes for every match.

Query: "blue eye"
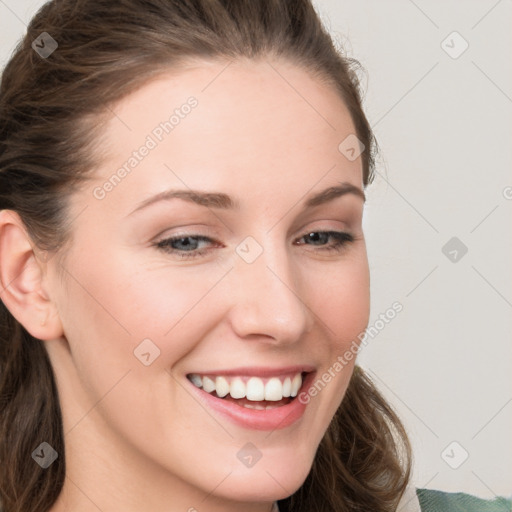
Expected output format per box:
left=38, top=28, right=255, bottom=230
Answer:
left=155, top=235, right=214, bottom=259
left=154, top=231, right=355, bottom=260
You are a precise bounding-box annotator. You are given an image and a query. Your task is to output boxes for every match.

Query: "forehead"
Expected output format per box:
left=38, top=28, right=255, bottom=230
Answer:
left=85, top=58, right=363, bottom=215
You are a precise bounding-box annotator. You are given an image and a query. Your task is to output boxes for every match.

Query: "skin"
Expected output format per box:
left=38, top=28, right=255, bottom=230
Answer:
left=0, top=58, right=370, bottom=512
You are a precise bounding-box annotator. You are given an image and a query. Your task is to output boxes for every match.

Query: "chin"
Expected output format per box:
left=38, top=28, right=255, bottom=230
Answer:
left=217, top=449, right=315, bottom=502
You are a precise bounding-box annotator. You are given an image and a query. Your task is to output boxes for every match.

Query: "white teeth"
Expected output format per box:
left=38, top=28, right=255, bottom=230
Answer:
left=241, top=402, right=266, bottom=410
left=215, top=376, right=230, bottom=398
left=229, top=377, right=246, bottom=399
left=246, top=377, right=265, bottom=401
left=290, top=374, right=302, bottom=397
left=264, top=377, right=283, bottom=401
left=190, top=374, right=203, bottom=388
left=189, top=372, right=304, bottom=402
left=202, top=376, right=215, bottom=393
left=282, top=377, right=292, bottom=397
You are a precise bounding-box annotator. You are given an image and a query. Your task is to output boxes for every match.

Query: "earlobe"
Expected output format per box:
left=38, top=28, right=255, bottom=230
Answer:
left=0, top=210, right=63, bottom=340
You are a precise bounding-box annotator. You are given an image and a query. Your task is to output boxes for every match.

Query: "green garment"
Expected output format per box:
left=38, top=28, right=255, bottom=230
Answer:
left=417, top=488, right=512, bottom=512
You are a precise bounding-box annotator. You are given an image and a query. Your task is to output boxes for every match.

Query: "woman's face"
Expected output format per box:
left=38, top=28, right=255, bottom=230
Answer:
left=44, top=58, right=370, bottom=507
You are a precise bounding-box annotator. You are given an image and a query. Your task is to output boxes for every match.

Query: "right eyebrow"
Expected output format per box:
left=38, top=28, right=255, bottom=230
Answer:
left=303, top=183, right=366, bottom=207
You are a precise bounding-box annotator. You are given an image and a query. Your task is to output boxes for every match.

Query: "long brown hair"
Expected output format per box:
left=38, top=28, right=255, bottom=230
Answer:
left=0, top=1, right=411, bottom=511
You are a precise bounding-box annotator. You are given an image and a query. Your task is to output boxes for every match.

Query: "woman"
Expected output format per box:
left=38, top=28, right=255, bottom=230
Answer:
left=0, top=1, right=509, bottom=511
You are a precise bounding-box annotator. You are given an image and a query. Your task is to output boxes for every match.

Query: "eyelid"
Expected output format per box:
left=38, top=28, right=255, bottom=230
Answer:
left=152, top=216, right=356, bottom=242
left=151, top=225, right=218, bottom=243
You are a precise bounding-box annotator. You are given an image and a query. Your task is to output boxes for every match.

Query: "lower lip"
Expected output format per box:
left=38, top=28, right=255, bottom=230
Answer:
left=188, top=372, right=315, bottom=431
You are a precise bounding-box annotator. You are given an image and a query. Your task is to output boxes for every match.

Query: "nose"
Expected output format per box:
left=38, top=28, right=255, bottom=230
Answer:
left=226, top=241, right=313, bottom=346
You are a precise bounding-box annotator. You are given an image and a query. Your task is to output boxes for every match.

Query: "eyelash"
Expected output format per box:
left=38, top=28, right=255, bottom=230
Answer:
left=154, top=230, right=355, bottom=260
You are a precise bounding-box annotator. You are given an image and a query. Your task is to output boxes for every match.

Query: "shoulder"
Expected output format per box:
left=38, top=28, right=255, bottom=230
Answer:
left=416, top=488, right=512, bottom=512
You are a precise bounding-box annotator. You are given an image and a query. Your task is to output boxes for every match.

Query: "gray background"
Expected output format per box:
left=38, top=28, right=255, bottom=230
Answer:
left=1, top=0, right=511, bottom=498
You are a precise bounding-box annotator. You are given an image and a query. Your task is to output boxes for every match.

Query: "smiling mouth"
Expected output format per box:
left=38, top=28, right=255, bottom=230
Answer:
left=186, top=371, right=307, bottom=410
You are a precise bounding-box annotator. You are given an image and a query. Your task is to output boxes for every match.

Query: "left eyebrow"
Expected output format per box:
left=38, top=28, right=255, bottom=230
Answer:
left=127, top=181, right=365, bottom=217
left=304, top=183, right=366, bottom=207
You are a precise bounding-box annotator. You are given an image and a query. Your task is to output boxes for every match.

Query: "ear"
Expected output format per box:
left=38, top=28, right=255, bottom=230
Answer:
left=0, top=210, right=63, bottom=340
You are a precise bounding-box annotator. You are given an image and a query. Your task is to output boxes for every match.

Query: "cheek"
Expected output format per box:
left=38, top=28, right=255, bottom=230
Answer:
left=306, top=253, right=370, bottom=349
left=58, top=252, right=230, bottom=377
left=300, top=254, right=370, bottom=419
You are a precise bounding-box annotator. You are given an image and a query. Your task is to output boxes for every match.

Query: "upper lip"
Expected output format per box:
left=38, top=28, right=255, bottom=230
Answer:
left=186, top=365, right=316, bottom=378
